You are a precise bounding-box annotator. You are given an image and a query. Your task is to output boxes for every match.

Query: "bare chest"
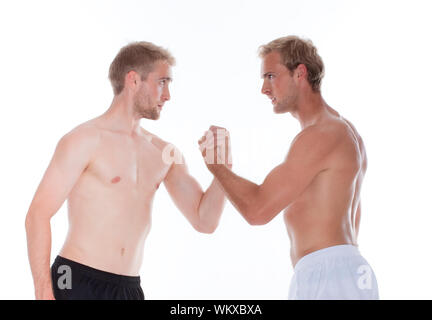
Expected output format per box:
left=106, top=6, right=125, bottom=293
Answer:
left=81, top=134, right=170, bottom=193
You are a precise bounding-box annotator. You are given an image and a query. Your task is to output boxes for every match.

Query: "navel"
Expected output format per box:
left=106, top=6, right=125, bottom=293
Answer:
left=121, top=248, right=125, bottom=256
left=111, top=176, right=121, bottom=184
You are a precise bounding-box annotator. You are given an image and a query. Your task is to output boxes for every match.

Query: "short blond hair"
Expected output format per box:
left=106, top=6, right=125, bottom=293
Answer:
left=259, top=36, right=324, bottom=92
left=109, top=41, right=175, bottom=95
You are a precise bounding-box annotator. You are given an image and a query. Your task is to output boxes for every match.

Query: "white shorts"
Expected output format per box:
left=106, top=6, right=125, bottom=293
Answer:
left=288, top=245, right=379, bottom=300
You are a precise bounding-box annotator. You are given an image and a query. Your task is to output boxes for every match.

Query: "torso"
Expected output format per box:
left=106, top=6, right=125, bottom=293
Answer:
left=60, top=118, right=171, bottom=276
left=284, top=106, right=367, bottom=267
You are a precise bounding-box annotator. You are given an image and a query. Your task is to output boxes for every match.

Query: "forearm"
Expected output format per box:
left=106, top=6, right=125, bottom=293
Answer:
left=209, top=165, right=260, bottom=224
left=197, top=178, right=227, bottom=233
left=25, top=214, right=54, bottom=298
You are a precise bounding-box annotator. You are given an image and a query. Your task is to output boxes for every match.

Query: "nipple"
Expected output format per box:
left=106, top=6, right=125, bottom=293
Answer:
left=111, top=176, right=121, bottom=184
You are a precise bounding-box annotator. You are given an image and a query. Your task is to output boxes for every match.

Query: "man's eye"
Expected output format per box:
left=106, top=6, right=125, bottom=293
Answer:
left=267, top=74, right=274, bottom=80
left=159, top=80, right=166, bottom=85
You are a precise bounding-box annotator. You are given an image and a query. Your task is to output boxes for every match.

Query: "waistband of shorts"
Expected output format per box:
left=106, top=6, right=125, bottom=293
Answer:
left=294, top=244, right=361, bottom=273
left=53, top=255, right=141, bottom=286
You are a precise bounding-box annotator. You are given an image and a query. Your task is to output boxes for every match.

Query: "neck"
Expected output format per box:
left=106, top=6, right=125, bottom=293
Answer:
left=102, top=93, right=142, bottom=136
left=291, top=89, right=328, bottom=130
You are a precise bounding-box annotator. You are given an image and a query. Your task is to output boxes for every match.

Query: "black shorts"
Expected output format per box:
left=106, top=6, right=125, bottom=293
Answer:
left=50, top=256, right=145, bottom=300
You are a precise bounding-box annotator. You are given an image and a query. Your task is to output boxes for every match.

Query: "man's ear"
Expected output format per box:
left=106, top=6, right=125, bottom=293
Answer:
left=124, top=70, right=139, bottom=91
left=295, top=64, right=308, bottom=79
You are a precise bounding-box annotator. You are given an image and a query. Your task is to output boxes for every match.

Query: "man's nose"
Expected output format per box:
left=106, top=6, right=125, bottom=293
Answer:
left=261, top=82, right=271, bottom=96
left=162, top=87, right=170, bottom=102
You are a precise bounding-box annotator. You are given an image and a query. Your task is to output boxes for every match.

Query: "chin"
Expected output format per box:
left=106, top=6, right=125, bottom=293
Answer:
left=274, top=102, right=292, bottom=114
left=273, top=107, right=286, bottom=114
left=140, top=109, right=160, bottom=120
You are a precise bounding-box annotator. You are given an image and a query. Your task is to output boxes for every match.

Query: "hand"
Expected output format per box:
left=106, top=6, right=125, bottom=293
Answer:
left=198, top=126, right=232, bottom=171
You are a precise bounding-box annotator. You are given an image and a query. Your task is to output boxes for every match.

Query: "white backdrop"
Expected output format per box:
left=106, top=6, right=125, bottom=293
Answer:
left=0, top=0, right=431, bottom=299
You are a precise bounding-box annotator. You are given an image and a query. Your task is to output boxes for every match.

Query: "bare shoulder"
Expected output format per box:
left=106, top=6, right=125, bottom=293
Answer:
left=139, top=128, right=186, bottom=174
left=139, top=128, right=186, bottom=169
left=290, top=121, right=344, bottom=153
left=313, top=115, right=363, bottom=148
left=139, top=127, right=181, bottom=154
left=58, top=120, right=101, bottom=150
left=138, top=127, right=168, bottom=150
left=287, top=117, right=364, bottom=172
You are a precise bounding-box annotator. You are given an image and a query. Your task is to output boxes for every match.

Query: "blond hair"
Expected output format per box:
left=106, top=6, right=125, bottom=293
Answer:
left=259, top=36, right=324, bottom=92
left=109, top=41, right=175, bottom=95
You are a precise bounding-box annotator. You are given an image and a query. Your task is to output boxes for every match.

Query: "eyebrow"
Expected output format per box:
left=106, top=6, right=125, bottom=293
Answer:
left=159, top=77, right=173, bottom=82
left=261, top=72, right=273, bottom=79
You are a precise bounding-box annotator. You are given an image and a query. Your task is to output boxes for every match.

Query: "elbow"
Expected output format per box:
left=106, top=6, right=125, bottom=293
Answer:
left=25, top=209, right=50, bottom=232
left=243, top=206, right=269, bottom=226
left=25, top=214, right=36, bottom=237
left=194, top=222, right=218, bottom=234
left=246, top=216, right=267, bottom=226
left=25, top=212, right=38, bottom=235
left=193, top=215, right=219, bottom=234
left=199, top=227, right=217, bottom=234
left=25, top=211, right=34, bottom=231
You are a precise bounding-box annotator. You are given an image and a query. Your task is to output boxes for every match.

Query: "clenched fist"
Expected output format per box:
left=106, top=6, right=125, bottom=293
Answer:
left=198, top=126, right=232, bottom=171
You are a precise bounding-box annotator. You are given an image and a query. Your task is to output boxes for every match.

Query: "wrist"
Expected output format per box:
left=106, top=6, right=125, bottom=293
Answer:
left=207, top=163, right=224, bottom=175
left=34, top=274, right=52, bottom=289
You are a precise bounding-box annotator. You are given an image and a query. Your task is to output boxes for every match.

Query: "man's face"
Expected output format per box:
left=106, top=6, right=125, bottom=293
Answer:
left=261, top=51, right=298, bottom=114
left=133, top=60, right=172, bottom=120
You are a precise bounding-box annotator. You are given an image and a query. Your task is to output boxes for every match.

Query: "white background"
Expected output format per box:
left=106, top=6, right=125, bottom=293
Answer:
left=0, top=0, right=431, bottom=299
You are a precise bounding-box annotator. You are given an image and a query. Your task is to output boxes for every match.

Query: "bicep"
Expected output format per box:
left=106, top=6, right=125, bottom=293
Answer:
left=253, top=161, right=317, bottom=222
left=163, top=158, right=203, bottom=217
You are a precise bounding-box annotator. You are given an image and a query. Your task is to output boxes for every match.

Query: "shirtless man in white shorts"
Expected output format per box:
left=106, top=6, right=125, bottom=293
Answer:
left=25, top=41, right=230, bottom=300
left=199, top=36, right=379, bottom=299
